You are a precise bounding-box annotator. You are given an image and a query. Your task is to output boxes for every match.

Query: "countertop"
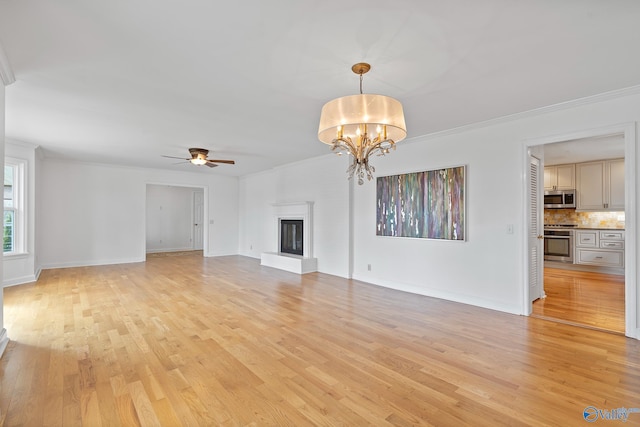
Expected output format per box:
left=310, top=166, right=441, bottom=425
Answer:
left=574, top=227, right=625, bottom=230
left=544, top=225, right=625, bottom=230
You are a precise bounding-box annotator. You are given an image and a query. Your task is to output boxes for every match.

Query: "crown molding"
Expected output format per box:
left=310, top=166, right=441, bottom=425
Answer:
left=6, top=138, right=40, bottom=150
left=404, top=84, right=640, bottom=144
left=0, top=41, right=15, bottom=86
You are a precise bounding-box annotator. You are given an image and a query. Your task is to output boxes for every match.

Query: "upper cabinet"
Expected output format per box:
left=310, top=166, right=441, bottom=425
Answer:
left=544, top=164, right=575, bottom=191
left=576, top=159, right=624, bottom=211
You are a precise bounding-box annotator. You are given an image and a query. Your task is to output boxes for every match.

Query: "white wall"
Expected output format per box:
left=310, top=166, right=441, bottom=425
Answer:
left=239, top=154, right=351, bottom=278
left=39, top=159, right=239, bottom=269
left=146, top=185, right=202, bottom=253
left=3, top=140, right=38, bottom=286
left=210, top=173, right=240, bottom=257
left=238, top=89, right=640, bottom=335
left=352, top=90, right=640, bottom=317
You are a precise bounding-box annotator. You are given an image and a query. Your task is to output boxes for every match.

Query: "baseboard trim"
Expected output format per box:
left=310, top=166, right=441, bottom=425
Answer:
left=3, top=273, right=39, bottom=287
left=351, top=273, right=522, bottom=315
left=40, top=257, right=145, bottom=270
left=146, top=247, right=195, bottom=254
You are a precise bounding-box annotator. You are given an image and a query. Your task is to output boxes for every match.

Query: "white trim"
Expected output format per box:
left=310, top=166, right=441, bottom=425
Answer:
left=404, top=86, right=640, bottom=146
left=0, top=328, right=8, bottom=358
left=146, top=247, right=196, bottom=254
left=271, top=201, right=314, bottom=258
left=352, top=273, right=522, bottom=315
left=40, top=257, right=145, bottom=270
left=5, top=139, right=39, bottom=150
left=144, top=182, right=209, bottom=258
left=4, top=157, right=27, bottom=255
left=522, top=122, right=638, bottom=339
left=261, top=201, right=318, bottom=274
left=3, top=273, right=38, bottom=287
left=0, top=42, right=15, bottom=86
left=623, top=123, right=638, bottom=339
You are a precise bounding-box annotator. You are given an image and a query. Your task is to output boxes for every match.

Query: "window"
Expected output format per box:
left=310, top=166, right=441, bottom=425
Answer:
left=4, top=166, right=14, bottom=252
left=4, top=158, right=25, bottom=255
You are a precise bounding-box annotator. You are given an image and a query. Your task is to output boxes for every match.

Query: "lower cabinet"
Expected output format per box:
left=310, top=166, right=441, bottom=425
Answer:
left=575, top=249, right=624, bottom=268
left=575, top=230, right=624, bottom=268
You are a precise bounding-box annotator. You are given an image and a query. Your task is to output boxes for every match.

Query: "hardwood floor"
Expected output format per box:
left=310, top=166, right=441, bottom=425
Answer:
left=2, top=254, right=640, bottom=426
left=532, top=267, right=625, bottom=334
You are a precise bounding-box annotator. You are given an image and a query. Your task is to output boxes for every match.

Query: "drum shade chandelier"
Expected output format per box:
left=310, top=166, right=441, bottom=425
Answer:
left=318, top=63, right=407, bottom=184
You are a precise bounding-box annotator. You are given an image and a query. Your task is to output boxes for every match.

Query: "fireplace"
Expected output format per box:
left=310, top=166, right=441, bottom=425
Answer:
left=260, top=201, right=317, bottom=274
left=280, top=219, right=303, bottom=256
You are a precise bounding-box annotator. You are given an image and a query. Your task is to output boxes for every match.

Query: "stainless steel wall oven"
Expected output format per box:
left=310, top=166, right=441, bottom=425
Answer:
left=544, top=227, right=574, bottom=263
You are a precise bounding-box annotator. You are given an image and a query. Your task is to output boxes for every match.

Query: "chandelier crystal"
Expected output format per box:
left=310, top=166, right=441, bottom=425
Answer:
left=318, top=63, right=407, bottom=185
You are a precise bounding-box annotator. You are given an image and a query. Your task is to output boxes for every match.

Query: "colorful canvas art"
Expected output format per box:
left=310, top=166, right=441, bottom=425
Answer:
left=376, top=166, right=465, bottom=240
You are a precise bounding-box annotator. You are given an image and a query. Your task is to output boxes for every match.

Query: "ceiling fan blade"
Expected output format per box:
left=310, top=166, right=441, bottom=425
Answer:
left=208, top=159, right=235, bottom=164
left=205, top=162, right=218, bottom=168
left=162, top=155, right=190, bottom=160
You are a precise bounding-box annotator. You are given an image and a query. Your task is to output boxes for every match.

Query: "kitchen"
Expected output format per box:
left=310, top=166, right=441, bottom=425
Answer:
left=534, top=134, right=626, bottom=333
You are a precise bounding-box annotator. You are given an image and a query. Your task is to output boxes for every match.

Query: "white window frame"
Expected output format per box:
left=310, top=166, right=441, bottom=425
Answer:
left=4, top=157, right=26, bottom=256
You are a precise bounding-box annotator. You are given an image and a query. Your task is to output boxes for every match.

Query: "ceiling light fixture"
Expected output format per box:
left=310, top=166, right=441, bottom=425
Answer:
left=190, top=152, right=208, bottom=165
left=318, top=63, right=407, bottom=185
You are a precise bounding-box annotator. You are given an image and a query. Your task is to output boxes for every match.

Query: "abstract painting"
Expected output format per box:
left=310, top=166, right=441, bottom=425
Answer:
left=376, top=166, right=465, bottom=240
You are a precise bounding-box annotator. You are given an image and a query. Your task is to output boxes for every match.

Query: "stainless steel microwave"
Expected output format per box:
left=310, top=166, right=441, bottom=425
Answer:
left=544, top=189, right=576, bottom=209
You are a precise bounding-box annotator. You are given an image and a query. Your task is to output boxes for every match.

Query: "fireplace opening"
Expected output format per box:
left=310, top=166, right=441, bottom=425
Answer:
left=280, top=219, right=303, bottom=256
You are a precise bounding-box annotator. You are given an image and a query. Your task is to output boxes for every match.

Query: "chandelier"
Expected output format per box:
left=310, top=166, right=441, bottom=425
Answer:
left=318, top=63, right=407, bottom=185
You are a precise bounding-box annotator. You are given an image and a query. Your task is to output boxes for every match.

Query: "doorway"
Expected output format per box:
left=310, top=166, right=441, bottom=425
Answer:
left=524, top=123, right=637, bottom=338
left=145, top=184, right=206, bottom=255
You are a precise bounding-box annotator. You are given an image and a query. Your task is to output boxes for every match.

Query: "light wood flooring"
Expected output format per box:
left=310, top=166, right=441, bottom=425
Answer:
left=2, top=253, right=640, bottom=426
left=532, top=267, right=625, bottom=334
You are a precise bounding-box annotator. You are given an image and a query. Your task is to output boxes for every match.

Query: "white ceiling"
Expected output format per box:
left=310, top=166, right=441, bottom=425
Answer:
left=1, top=1, right=639, bottom=176
left=544, top=134, right=625, bottom=166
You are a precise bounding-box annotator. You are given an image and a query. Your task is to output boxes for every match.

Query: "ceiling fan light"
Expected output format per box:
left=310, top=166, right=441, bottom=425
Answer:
left=190, top=158, right=208, bottom=165
left=190, top=151, right=208, bottom=165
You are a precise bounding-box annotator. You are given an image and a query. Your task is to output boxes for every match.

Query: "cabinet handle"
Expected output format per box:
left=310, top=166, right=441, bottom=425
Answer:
left=595, top=256, right=603, bottom=259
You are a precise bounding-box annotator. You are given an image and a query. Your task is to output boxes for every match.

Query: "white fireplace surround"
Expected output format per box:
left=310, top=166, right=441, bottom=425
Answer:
left=260, top=201, right=318, bottom=274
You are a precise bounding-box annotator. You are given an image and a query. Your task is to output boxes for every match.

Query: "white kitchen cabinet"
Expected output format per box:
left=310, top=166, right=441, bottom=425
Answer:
left=575, top=159, right=624, bottom=211
left=608, top=159, right=625, bottom=210
left=574, top=229, right=624, bottom=268
left=544, top=164, right=575, bottom=191
left=577, top=230, right=598, bottom=248
left=575, top=249, right=624, bottom=267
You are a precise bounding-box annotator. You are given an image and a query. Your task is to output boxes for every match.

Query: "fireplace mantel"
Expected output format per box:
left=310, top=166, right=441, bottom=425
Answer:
left=260, top=201, right=318, bottom=274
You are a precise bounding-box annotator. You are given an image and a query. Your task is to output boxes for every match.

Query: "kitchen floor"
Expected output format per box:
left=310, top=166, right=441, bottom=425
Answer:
left=532, top=267, right=625, bottom=334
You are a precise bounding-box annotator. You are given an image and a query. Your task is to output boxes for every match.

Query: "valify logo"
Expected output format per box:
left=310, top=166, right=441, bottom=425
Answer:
left=583, top=406, right=640, bottom=423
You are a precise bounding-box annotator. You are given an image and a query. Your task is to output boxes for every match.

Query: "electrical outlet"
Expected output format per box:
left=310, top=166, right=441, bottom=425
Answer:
left=367, top=264, right=371, bottom=271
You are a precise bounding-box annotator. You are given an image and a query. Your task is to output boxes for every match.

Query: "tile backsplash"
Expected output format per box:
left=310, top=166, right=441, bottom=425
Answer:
left=544, top=210, right=625, bottom=229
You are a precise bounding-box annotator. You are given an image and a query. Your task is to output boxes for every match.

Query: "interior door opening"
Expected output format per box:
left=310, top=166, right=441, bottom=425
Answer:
left=525, top=124, right=636, bottom=338
left=145, top=184, right=206, bottom=256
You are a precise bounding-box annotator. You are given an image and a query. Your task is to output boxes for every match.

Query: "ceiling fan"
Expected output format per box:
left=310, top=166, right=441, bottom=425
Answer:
left=162, top=148, right=235, bottom=168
